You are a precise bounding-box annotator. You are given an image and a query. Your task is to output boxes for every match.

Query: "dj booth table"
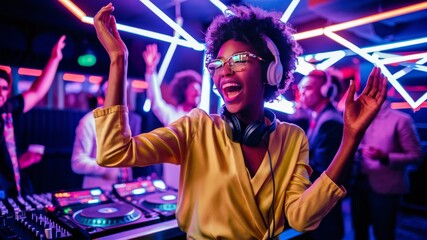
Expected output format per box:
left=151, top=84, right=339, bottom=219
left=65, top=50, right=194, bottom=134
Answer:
left=94, top=219, right=303, bottom=240
left=0, top=178, right=304, bottom=240
left=94, top=219, right=184, bottom=240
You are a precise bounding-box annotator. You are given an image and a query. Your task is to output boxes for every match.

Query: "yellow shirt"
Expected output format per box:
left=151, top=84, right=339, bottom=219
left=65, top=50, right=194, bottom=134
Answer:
left=94, top=105, right=345, bottom=239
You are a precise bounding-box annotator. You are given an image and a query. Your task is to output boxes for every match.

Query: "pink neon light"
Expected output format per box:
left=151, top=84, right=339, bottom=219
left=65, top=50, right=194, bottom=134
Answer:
left=18, top=68, right=42, bottom=76
left=0, top=65, right=12, bottom=74
left=63, top=73, right=85, bottom=82
left=88, top=76, right=103, bottom=84
left=131, top=80, right=148, bottom=89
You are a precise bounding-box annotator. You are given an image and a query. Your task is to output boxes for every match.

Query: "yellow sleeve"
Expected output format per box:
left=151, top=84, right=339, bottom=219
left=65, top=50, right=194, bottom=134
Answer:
left=93, top=105, right=198, bottom=168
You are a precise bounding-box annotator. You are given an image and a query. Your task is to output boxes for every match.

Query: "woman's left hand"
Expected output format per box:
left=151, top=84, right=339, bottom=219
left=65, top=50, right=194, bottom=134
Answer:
left=93, top=3, right=128, bottom=60
left=344, top=66, right=387, bottom=137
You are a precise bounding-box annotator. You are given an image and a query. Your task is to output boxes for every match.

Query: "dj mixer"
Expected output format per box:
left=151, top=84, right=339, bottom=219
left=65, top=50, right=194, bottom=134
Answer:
left=0, top=179, right=183, bottom=239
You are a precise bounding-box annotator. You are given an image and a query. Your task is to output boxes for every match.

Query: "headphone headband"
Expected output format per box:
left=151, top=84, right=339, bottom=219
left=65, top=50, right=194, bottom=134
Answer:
left=263, top=35, right=283, bottom=87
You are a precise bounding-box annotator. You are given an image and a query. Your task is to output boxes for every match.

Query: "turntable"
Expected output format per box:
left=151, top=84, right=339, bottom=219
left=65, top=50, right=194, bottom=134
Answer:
left=140, top=191, right=177, bottom=219
left=73, top=202, right=142, bottom=227
left=53, top=188, right=160, bottom=238
left=113, top=179, right=178, bottom=220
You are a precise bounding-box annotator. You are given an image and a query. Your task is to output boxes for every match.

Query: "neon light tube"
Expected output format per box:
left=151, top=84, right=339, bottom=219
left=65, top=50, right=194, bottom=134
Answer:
left=139, top=0, right=205, bottom=50
left=295, top=57, right=315, bottom=75
left=63, top=73, right=85, bottom=82
left=314, top=50, right=346, bottom=70
left=18, top=68, right=42, bottom=76
left=158, top=17, right=183, bottom=82
left=325, top=2, right=427, bottom=32
left=58, top=0, right=85, bottom=20
left=58, top=1, right=204, bottom=50
left=324, top=30, right=424, bottom=109
left=0, top=65, right=11, bottom=74
left=281, top=0, right=300, bottom=23
left=199, top=53, right=212, bottom=113
left=294, top=2, right=427, bottom=40
left=210, top=0, right=229, bottom=14
left=293, top=29, right=324, bottom=40
left=391, top=102, right=427, bottom=110
left=379, top=52, right=427, bottom=65
left=81, top=16, right=203, bottom=50
left=131, top=80, right=148, bottom=89
left=362, top=37, right=427, bottom=53
left=88, top=76, right=103, bottom=84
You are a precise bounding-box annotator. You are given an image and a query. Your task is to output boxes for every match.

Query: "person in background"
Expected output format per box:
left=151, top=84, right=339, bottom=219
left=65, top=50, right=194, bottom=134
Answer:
left=92, top=3, right=387, bottom=238
left=0, top=35, right=66, bottom=199
left=71, top=79, right=143, bottom=192
left=351, top=96, right=422, bottom=240
left=298, top=69, right=344, bottom=240
left=142, top=43, right=202, bottom=189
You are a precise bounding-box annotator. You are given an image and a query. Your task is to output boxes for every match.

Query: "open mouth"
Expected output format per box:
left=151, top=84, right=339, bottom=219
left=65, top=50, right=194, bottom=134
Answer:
left=222, top=82, right=242, bottom=99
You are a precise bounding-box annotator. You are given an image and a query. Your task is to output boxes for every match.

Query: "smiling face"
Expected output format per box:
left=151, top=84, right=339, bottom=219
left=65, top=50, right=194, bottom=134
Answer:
left=212, top=40, right=265, bottom=121
left=0, top=78, right=10, bottom=107
left=184, top=81, right=201, bottom=108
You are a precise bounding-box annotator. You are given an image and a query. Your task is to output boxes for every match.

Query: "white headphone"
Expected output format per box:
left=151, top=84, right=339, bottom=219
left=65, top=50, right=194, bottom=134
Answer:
left=319, top=70, right=338, bottom=100
left=263, top=35, right=283, bottom=87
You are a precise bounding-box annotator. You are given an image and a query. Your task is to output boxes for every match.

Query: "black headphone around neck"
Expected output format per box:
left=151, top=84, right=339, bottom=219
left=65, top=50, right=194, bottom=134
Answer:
left=221, top=105, right=277, bottom=146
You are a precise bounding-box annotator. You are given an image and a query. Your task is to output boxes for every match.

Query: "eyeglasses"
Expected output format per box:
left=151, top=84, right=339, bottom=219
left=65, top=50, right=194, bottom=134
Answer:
left=205, top=52, right=264, bottom=77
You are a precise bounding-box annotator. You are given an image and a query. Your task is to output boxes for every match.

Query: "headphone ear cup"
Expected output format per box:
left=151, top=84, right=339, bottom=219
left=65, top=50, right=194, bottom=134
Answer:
left=328, top=84, right=338, bottom=99
left=320, top=79, right=338, bottom=99
left=267, top=61, right=283, bottom=87
left=221, top=105, right=242, bottom=142
left=229, top=114, right=242, bottom=142
left=263, top=35, right=283, bottom=87
left=320, top=83, right=328, bottom=98
left=242, top=122, right=265, bottom=146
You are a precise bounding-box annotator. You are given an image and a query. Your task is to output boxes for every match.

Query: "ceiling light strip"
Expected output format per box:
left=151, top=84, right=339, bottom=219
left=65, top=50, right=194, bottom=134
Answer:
left=138, top=0, right=204, bottom=50
left=58, top=0, right=85, bottom=20
left=295, top=2, right=427, bottom=40
left=314, top=50, right=346, bottom=70
left=363, top=37, right=427, bottom=53
left=158, top=17, right=183, bottom=82
left=379, top=52, right=427, bottom=65
left=325, top=2, right=427, bottom=32
left=293, top=29, right=324, bottom=40
left=58, top=1, right=203, bottom=50
left=281, top=0, right=300, bottom=23
left=392, top=59, right=427, bottom=79
left=114, top=20, right=200, bottom=49
left=209, top=0, right=229, bottom=14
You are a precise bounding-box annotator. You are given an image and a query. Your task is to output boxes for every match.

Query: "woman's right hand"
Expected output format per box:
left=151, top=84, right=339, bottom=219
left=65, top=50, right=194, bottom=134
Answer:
left=93, top=3, right=128, bottom=60
left=143, top=44, right=161, bottom=74
left=50, top=35, right=66, bottom=61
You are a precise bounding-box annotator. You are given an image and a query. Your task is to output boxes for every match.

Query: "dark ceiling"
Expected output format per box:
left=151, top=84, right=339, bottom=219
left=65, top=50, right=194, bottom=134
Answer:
left=1, top=0, right=426, bottom=82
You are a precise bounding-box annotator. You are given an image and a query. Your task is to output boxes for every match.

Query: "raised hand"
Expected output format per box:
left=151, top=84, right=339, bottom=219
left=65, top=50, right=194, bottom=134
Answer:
left=344, top=67, right=387, bottom=137
left=93, top=3, right=128, bottom=59
left=50, top=35, right=66, bottom=61
left=18, top=151, right=42, bottom=169
left=142, top=44, right=161, bottom=74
